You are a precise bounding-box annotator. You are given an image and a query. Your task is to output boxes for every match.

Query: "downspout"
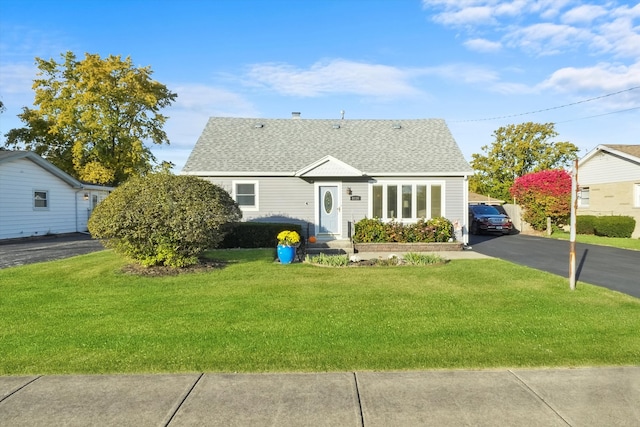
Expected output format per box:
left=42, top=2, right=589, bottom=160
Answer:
left=463, top=175, right=470, bottom=246
left=75, top=188, right=82, bottom=233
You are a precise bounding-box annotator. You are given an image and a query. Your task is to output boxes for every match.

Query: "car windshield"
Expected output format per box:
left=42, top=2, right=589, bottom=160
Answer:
left=472, top=205, right=501, bottom=215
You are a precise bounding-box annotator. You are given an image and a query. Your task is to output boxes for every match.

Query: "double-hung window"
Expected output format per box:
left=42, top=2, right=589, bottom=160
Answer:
left=34, top=190, right=49, bottom=209
left=371, top=182, right=444, bottom=220
left=578, top=187, right=590, bottom=208
left=233, top=181, right=258, bottom=211
left=634, top=183, right=640, bottom=208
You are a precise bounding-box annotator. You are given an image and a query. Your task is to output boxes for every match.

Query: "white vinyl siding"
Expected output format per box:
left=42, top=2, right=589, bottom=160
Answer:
left=200, top=176, right=467, bottom=240
left=370, top=181, right=445, bottom=221
left=580, top=151, right=640, bottom=185
left=232, top=181, right=259, bottom=211
left=1, top=158, right=77, bottom=239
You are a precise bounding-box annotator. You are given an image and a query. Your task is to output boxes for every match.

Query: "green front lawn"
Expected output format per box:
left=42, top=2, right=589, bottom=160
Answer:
left=550, top=231, right=640, bottom=251
left=1, top=249, right=638, bottom=375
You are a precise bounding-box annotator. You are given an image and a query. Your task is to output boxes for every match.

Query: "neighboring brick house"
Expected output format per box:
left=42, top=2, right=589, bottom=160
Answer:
left=181, top=115, right=474, bottom=244
left=577, top=144, right=640, bottom=238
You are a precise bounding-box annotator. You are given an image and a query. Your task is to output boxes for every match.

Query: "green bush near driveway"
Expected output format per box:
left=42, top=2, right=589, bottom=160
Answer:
left=574, top=215, right=636, bottom=238
left=1, top=249, right=638, bottom=375
left=576, top=215, right=598, bottom=235
left=593, top=216, right=636, bottom=238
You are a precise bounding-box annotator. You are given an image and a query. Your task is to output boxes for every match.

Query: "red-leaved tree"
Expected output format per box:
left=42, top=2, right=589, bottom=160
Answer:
left=510, top=169, right=572, bottom=231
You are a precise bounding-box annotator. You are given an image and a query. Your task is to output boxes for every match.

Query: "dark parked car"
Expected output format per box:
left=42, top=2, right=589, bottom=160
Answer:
left=468, top=204, right=513, bottom=235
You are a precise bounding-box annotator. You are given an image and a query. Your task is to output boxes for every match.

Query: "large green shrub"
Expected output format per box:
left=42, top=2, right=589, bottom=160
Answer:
left=576, top=215, right=598, bottom=235
left=352, top=217, right=454, bottom=243
left=593, top=216, right=636, bottom=238
left=88, top=174, right=241, bottom=267
left=221, top=222, right=303, bottom=248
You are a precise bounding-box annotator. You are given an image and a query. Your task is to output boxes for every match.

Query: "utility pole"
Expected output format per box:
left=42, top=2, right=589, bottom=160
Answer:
left=569, top=158, right=578, bottom=290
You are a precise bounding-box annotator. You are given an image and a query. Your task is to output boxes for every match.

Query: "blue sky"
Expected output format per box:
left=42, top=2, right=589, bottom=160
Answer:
left=1, top=0, right=639, bottom=172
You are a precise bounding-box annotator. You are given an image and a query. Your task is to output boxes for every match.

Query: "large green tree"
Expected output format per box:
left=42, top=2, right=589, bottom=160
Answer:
left=4, top=52, right=177, bottom=185
left=469, top=122, right=579, bottom=201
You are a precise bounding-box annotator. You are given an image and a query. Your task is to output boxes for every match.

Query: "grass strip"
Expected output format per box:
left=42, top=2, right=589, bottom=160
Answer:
left=550, top=231, right=640, bottom=251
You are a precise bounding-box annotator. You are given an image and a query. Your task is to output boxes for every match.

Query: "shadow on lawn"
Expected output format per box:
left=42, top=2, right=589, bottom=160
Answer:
left=121, top=258, right=230, bottom=277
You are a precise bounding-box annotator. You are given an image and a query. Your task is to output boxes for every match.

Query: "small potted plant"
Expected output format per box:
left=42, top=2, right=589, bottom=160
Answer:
left=276, top=230, right=300, bottom=264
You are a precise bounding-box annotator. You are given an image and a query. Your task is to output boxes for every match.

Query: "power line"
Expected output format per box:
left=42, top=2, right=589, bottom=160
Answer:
left=555, top=106, right=640, bottom=124
left=453, top=86, right=640, bottom=122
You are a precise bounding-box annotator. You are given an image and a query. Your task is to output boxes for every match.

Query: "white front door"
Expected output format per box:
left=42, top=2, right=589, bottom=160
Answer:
left=318, top=185, right=340, bottom=235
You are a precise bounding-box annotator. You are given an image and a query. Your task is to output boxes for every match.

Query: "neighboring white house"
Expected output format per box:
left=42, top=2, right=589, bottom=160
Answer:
left=0, top=150, right=112, bottom=240
left=577, top=144, right=640, bottom=238
left=181, top=115, right=474, bottom=244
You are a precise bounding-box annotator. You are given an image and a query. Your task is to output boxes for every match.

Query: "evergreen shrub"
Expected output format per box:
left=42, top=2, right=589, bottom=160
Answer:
left=575, top=215, right=598, bottom=235
left=593, top=216, right=636, bottom=238
left=88, top=174, right=241, bottom=267
left=221, top=222, right=303, bottom=248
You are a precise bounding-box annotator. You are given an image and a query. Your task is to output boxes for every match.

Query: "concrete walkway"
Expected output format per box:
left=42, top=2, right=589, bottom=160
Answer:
left=1, top=367, right=638, bottom=426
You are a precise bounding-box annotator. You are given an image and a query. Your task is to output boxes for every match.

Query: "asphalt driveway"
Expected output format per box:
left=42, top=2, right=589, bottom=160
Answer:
left=0, top=233, right=105, bottom=269
left=470, top=233, right=640, bottom=299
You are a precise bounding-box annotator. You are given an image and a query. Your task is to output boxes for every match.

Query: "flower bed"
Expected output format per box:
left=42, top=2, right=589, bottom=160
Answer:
left=354, top=242, right=463, bottom=252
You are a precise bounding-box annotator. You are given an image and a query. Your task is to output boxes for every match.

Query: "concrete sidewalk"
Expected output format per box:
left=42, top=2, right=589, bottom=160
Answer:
left=1, top=367, right=638, bottom=426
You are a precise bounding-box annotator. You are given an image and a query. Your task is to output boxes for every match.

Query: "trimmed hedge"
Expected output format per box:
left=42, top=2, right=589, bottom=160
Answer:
left=352, top=217, right=454, bottom=243
left=594, top=216, right=636, bottom=238
left=221, top=222, right=303, bottom=248
left=576, top=215, right=598, bottom=235
left=575, top=215, right=636, bottom=238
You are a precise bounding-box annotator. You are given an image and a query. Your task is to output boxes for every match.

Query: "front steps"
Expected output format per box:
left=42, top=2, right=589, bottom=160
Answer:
left=306, top=239, right=353, bottom=256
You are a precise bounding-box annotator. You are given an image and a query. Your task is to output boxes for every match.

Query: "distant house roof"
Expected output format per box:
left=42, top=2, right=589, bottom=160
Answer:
left=579, top=144, right=640, bottom=166
left=182, top=117, right=473, bottom=177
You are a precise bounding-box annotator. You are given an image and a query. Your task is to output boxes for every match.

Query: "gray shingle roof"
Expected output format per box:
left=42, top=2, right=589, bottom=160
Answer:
left=182, top=117, right=473, bottom=175
left=604, top=144, right=640, bottom=160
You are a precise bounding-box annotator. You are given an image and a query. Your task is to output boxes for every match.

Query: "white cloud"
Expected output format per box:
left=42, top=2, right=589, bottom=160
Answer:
left=0, top=63, right=36, bottom=95
left=464, top=38, right=502, bottom=52
left=164, top=84, right=259, bottom=150
left=420, top=63, right=500, bottom=84
left=422, top=1, right=640, bottom=60
left=539, top=61, right=640, bottom=108
left=432, top=6, right=496, bottom=26
left=595, top=16, right=640, bottom=59
left=245, top=59, right=421, bottom=98
left=562, top=4, right=607, bottom=24
left=490, top=81, right=539, bottom=95
left=505, top=23, right=592, bottom=56
left=171, top=84, right=256, bottom=114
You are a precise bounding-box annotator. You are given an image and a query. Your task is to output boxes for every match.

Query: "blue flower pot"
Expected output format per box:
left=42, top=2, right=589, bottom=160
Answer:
left=277, top=244, right=296, bottom=264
